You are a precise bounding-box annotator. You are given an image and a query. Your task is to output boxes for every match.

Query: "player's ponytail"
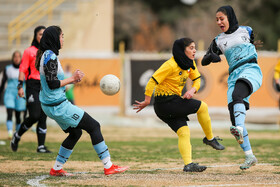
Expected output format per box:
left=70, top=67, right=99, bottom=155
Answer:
left=35, top=49, right=43, bottom=71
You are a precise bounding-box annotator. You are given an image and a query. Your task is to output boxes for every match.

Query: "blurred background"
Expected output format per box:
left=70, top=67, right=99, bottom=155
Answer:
left=0, top=0, right=279, bottom=126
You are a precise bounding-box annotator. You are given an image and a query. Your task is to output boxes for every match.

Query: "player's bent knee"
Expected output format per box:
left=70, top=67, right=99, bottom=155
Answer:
left=197, top=101, right=208, bottom=114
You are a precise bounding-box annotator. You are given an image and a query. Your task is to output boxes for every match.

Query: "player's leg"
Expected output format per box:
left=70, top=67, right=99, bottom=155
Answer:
left=229, top=79, right=257, bottom=170
left=36, top=109, right=50, bottom=153
left=154, top=100, right=206, bottom=172
left=77, top=112, right=128, bottom=175
left=15, top=111, right=21, bottom=132
left=50, top=128, right=82, bottom=176
left=6, top=108, right=14, bottom=139
left=196, top=101, right=225, bottom=150
left=11, top=88, right=41, bottom=152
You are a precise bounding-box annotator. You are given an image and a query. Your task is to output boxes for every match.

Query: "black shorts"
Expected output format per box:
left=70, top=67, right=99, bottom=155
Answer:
left=154, top=95, right=201, bottom=132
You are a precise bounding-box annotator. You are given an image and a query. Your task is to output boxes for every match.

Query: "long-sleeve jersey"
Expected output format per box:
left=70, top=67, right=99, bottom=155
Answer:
left=19, top=45, right=40, bottom=80
left=39, top=50, right=66, bottom=105
left=145, top=57, right=201, bottom=97
left=214, top=26, right=257, bottom=74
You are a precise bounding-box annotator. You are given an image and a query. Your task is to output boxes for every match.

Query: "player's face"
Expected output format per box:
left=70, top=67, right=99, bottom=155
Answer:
left=184, top=42, right=196, bottom=60
left=216, top=12, right=229, bottom=32
left=36, top=29, right=45, bottom=44
left=60, top=32, right=64, bottom=49
left=13, top=52, right=21, bottom=65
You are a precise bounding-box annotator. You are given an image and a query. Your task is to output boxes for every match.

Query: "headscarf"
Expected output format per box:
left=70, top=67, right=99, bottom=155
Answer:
left=217, top=5, right=239, bottom=34
left=172, top=38, right=195, bottom=70
left=39, top=26, right=61, bottom=55
left=31, top=25, right=46, bottom=48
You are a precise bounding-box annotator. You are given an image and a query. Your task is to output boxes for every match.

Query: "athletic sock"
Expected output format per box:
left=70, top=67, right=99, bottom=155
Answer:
left=53, top=160, right=64, bottom=170
left=197, top=101, right=214, bottom=140
left=55, top=146, right=73, bottom=168
left=6, top=120, right=13, bottom=132
left=16, top=124, right=21, bottom=132
left=176, top=126, right=192, bottom=165
left=233, top=103, right=252, bottom=152
left=102, top=156, right=113, bottom=169
left=93, top=141, right=111, bottom=166
left=37, top=127, right=47, bottom=147
left=17, top=124, right=29, bottom=136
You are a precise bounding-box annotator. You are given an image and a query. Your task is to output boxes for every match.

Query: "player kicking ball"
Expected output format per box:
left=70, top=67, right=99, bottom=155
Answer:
left=34, top=25, right=128, bottom=176
left=134, top=38, right=225, bottom=172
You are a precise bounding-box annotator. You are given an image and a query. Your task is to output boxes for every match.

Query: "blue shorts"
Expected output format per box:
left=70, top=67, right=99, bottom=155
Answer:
left=4, top=89, right=26, bottom=111
left=227, top=63, right=263, bottom=104
left=41, top=100, right=84, bottom=130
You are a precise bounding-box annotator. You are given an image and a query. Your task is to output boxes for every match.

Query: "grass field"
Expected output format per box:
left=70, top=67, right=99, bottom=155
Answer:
left=0, top=123, right=279, bottom=186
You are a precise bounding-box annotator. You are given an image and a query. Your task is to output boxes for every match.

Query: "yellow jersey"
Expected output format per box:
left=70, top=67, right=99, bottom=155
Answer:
left=145, top=57, right=201, bottom=97
left=274, top=59, right=280, bottom=80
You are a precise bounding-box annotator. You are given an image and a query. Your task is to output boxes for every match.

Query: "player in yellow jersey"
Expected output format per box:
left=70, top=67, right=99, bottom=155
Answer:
left=274, top=59, right=280, bottom=109
left=133, top=38, right=225, bottom=172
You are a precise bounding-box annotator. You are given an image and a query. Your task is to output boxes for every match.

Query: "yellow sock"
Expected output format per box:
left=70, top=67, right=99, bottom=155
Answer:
left=176, top=126, right=192, bottom=165
left=197, top=101, right=214, bottom=140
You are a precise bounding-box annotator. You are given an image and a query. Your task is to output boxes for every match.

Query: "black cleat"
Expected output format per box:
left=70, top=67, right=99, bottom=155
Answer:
left=203, top=137, right=225, bottom=150
left=183, top=163, right=207, bottom=172
left=37, top=146, right=52, bottom=153
left=10, top=133, right=20, bottom=152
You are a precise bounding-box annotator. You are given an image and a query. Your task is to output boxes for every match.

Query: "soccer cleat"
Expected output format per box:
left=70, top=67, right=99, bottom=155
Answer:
left=230, top=126, right=244, bottom=144
left=10, top=133, right=20, bottom=152
left=183, top=163, right=207, bottom=172
left=203, top=137, right=225, bottom=150
left=37, top=146, right=52, bottom=153
left=49, top=168, right=73, bottom=176
left=104, top=164, right=129, bottom=175
left=240, top=155, right=257, bottom=170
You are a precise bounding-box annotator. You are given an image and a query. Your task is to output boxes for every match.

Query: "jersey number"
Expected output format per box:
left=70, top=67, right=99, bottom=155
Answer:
left=72, top=114, right=80, bottom=120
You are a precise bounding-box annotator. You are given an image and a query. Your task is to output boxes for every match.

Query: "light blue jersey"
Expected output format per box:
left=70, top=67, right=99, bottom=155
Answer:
left=2, top=64, right=26, bottom=111
left=215, top=26, right=262, bottom=105
left=39, top=50, right=84, bottom=130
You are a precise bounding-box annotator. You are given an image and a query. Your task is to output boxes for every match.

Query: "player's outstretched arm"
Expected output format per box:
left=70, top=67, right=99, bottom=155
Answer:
left=133, top=95, right=151, bottom=113
left=60, top=70, right=84, bottom=87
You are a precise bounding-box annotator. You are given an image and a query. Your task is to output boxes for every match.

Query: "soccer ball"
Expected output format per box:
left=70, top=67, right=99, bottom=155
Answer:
left=100, top=74, right=120, bottom=95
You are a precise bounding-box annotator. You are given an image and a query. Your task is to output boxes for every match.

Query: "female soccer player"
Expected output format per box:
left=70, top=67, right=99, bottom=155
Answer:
left=134, top=38, right=225, bottom=172
left=35, top=25, right=128, bottom=176
left=11, top=26, right=51, bottom=153
left=0, top=51, right=26, bottom=138
left=194, top=5, right=262, bottom=170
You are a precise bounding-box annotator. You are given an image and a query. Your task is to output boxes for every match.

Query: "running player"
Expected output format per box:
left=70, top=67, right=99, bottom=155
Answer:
left=0, top=51, right=26, bottom=139
left=134, top=38, right=225, bottom=173
left=10, top=26, right=52, bottom=153
left=34, top=25, right=128, bottom=176
left=195, top=5, right=262, bottom=170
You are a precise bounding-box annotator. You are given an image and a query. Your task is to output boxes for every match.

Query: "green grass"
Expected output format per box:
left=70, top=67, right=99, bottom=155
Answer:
left=0, top=129, right=279, bottom=186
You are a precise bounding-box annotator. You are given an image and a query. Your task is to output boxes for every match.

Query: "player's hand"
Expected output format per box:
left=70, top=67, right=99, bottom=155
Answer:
left=18, top=88, right=25, bottom=98
left=72, top=70, right=84, bottom=83
left=182, top=87, right=196, bottom=99
left=133, top=95, right=151, bottom=113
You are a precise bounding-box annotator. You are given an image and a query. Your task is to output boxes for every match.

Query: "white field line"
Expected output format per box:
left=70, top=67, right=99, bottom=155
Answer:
left=26, top=175, right=49, bottom=187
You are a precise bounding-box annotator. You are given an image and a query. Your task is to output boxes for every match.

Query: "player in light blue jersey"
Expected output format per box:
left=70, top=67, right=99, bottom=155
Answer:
left=0, top=51, right=26, bottom=139
left=201, top=5, right=262, bottom=170
left=34, top=26, right=128, bottom=176
left=173, top=5, right=262, bottom=170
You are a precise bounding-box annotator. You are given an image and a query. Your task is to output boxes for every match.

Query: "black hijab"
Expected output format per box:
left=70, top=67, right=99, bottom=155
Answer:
left=31, top=25, right=46, bottom=48
left=39, top=26, right=61, bottom=55
left=217, top=5, right=239, bottom=34
left=172, top=38, right=195, bottom=70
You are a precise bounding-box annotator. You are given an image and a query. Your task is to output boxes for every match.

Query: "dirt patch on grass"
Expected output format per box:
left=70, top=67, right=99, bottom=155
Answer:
left=1, top=160, right=279, bottom=186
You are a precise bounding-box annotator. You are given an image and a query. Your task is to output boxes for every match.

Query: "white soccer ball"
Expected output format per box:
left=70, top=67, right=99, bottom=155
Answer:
left=100, top=74, right=120, bottom=95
